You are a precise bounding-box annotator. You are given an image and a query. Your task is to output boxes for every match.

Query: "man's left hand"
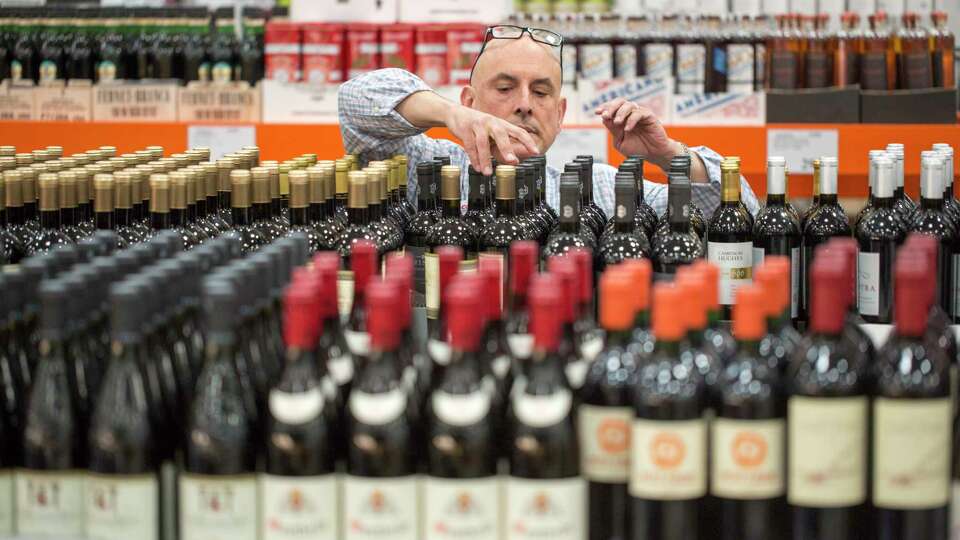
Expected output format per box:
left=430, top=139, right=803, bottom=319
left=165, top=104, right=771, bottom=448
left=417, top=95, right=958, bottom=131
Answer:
left=596, top=98, right=681, bottom=170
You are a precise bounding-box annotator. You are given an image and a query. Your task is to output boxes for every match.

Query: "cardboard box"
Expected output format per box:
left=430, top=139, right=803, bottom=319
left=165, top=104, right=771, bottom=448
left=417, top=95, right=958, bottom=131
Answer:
left=261, top=79, right=340, bottom=124
left=0, top=81, right=34, bottom=121
left=578, top=77, right=675, bottom=126
left=290, top=0, right=398, bottom=23
left=860, top=88, right=958, bottom=124
left=399, top=0, right=510, bottom=24
left=92, top=82, right=178, bottom=122
left=179, top=81, right=261, bottom=123
left=34, top=80, right=93, bottom=122
left=672, top=91, right=765, bottom=126
left=766, top=87, right=860, bottom=123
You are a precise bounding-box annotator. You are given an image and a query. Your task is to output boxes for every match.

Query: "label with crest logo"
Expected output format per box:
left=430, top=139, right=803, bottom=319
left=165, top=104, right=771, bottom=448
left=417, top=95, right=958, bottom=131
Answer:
left=87, top=473, right=158, bottom=539
left=15, top=470, right=85, bottom=535
left=343, top=475, right=418, bottom=540
left=424, top=476, right=499, bottom=540
left=260, top=474, right=339, bottom=539
left=179, top=473, right=258, bottom=540
left=505, top=477, right=585, bottom=540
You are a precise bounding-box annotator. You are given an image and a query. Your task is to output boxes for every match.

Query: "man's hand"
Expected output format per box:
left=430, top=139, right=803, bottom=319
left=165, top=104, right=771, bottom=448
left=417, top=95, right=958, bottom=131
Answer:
left=596, top=99, right=682, bottom=171
left=445, top=105, right=540, bottom=176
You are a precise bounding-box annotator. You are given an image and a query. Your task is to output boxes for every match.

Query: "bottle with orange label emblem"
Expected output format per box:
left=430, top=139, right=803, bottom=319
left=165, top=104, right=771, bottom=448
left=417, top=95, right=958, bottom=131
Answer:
left=580, top=266, right=642, bottom=540
left=630, top=282, right=708, bottom=540
left=712, top=283, right=786, bottom=540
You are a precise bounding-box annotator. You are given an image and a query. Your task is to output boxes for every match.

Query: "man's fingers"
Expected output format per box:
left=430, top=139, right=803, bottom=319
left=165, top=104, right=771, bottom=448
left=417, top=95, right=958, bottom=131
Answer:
left=473, top=125, right=493, bottom=175
left=490, top=126, right=517, bottom=164
left=596, top=97, right=626, bottom=118
left=504, top=123, right=540, bottom=156
left=624, top=108, right=656, bottom=133
left=613, top=102, right=638, bottom=125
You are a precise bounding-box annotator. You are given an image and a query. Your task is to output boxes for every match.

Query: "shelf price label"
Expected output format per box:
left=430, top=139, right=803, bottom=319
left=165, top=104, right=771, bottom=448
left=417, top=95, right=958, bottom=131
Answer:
left=92, top=82, right=178, bottom=122
left=178, top=82, right=261, bottom=123
left=34, top=80, right=93, bottom=122
left=0, top=81, right=35, bottom=121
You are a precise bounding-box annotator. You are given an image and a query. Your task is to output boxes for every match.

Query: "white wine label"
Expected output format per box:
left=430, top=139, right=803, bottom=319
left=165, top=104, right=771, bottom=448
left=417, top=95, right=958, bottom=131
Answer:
left=338, top=270, right=355, bottom=320
left=423, top=476, right=499, bottom=540
left=507, top=333, right=534, bottom=360
left=425, top=252, right=440, bottom=319
left=87, top=473, right=159, bottom=540
left=788, top=396, right=867, bottom=507
left=428, top=339, right=452, bottom=366
left=711, top=418, right=785, bottom=500
left=349, top=388, right=407, bottom=426
left=260, top=474, right=338, bottom=540
left=565, top=359, right=590, bottom=390
left=579, top=44, right=614, bottom=81
left=513, top=388, right=572, bottom=428
left=328, top=353, right=354, bottom=386
left=643, top=43, right=674, bottom=80
left=15, top=469, right=86, bottom=536
left=492, top=355, right=511, bottom=379
left=0, top=471, right=11, bottom=535
left=343, top=475, right=418, bottom=540
left=630, top=418, right=707, bottom=500
left=790, top=247, right=800, bottom=318
left=179, top=473, right=258, bottom=540
left=857, top=251, right=881, bottom=317
left=505, top=477, right=585, bottom=540
left=727, top=44, right=756, bottom=94
left=269, top=387, right=325, bottom=425
left=478, top=252, right=505, bottom=310
left=579, top=405, right=632, bottom=483
left=707, top=241, right=753, bottom=307
left=952, top=481, right=960, bottom=540
left=344, top=329, right=371, bottom=357
left=579, top=334, right=604, bottom=363
left=432, top=389, right=491, bottom=427
left=873, top=397, right=951, bottom=509
left=676, top=44, right=706, bottom=94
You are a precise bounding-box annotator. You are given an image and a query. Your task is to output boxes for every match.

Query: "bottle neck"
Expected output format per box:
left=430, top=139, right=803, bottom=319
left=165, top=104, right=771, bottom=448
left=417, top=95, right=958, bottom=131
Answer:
left=170, top=208, right=186, bottom=226
left=6, top=205, right=24, bottom=226
left=60, top=206, right=77, bottom=226
left=308, top=202, right=324, bottom=224
left=151, top=210, right=170, bottom=230
left=207, top=194, right=219, bottom=214
left=633, top=309, right=650, bottom=330
left=232, top=206, right=253, bottom=226
left=271, top=198, right=282, bottom=218
left=40, top=208, right=60, bottom=230
left=874, top=195, right=894, bottom=208
left=922, top=195, right=945, bottom=210
left=95, top=210, right=114, bottom=230
left=441, top=198, right=460, bottom=218
left=766, top=193, right=786, bottom=205
left=819, top=193, right=838, bottom=205
left=218, top=191, right=232, bottom=213
left=348, top=206, right=368, bottom=226
left=290, top=206, right=309, bottom=227
left=369, top=201, right=382, bottom=220
left=115, top=207, right=132, bottom=227
left=495, top=198, right=516, bottom=217
left=195, top=198, right=207, bottom=218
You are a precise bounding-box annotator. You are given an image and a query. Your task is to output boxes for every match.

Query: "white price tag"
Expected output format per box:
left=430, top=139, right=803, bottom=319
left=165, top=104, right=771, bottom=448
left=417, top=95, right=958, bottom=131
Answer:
left=766, top=129, right=839, bottom=175
left=187, top=125, right=257, bottom=161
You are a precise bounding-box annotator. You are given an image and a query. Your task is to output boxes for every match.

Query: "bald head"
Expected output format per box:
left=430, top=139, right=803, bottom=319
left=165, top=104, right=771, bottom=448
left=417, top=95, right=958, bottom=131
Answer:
left=461, top=35, right=566, bottom=153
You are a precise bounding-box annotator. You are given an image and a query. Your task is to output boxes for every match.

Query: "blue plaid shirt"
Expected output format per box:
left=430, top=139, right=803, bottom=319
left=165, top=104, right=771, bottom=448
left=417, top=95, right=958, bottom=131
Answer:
left=338, top=68, right=760, bottom=220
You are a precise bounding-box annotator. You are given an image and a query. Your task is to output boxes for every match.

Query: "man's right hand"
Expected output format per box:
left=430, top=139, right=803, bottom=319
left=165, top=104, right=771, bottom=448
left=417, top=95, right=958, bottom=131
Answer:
left=445, top=105, right=540, bottom=176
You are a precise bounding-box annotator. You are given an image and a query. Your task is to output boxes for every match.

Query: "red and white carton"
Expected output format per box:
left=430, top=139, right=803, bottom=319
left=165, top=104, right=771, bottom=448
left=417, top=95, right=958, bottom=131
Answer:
left=446, top=23, right=485, bottom=85
left=415, top=24, right=449, bottom=87
left=302, top=23, right=345, bottom=84
left=345, top=23, right=381, bottom=80
left=379, top=23, right=416, bottom=71
left=264, top=21, right=302, bottom=83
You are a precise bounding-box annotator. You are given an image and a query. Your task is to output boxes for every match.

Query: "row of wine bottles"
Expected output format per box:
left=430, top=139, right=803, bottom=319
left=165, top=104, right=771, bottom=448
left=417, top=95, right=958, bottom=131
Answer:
left=0, top=220, right=956, bottom=540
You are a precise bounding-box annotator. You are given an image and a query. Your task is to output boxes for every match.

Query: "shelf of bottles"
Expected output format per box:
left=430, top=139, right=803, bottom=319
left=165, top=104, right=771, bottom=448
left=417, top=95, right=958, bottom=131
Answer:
left=0, top=137, right=959, bottom=539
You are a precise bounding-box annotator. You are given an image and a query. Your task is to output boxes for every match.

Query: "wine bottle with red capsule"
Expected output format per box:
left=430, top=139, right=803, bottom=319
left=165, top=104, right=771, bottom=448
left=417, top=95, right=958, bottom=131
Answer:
left=344, top=279, right=420, bottom=540
left=621, top=260, right=655, bottom=354
left=423, top=278, right=501, bottom=540
left=385, top=252, right=429, bottom=403
left=571, top=248, right=604, bottom=363
left=873, top=252, right=951, bottom=540
left=903, top=234, right=958, bottom=371
left=505, top=273, right=584, bottom=540
left=478, top=256, right=513, bottom=401
left=581, top=267, right=640, bottom=540
left=693, top=260, right=738, bottom=365
left=426, top=245, right=464, bottom=384
left=262, top=281, right=339, bottom=540
left=547, top=256, right=589, bottom=395
left=787, top=256, right=870, bottom=540
left=344, top=240, right=378, bottom=360
left=754, top=257, right=802, bottom=374
left=824, top=237, right=876, bottom=364
left=630, top=283, right=707, bottom=540
left=504, top=241, right=537, bottom=363
left=714, top=284, right=787, bottom=540
left=674, top=269, right=723, bottom=408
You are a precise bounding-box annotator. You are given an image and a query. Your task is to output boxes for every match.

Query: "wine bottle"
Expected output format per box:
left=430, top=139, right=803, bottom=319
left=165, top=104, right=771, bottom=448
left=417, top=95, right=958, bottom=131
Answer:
left=21, top=165, right=39, bottom=235
left=92, top=173, right=128, bottom=250
left=480, top=165, right=525, bottom=294
left=57, top=170, right=85, bottom=242
left=253, top=167, right=284, bottom=242
left=345, top=279, right=420, bottom=540
left=0, top=274, right=23, bottom=536
left=230, top=169, right=268, bottom=255
left=855, top=154, right=906, bottom=323
left=29, top=172, right=72, bottom=254
left=547, top=256, right=589, bottom=394
left=714, top=284, right=787, bottom=540
left=873, top=252, right=951, bottom=540
left=87, top=282, right=162, bottom=540
left=170, top=171, right=204, bottom=249
left=74, top=166, right=94, bottom=236
left=787, top=257, right=869, bottom=540
left=518, top=163, right=550, bottom=243
left=933, top=143, right=960, bottom=226
left=423, top=278, right=500, bottom=540
left=201, top=162, right=230, bottom=233
left=612, top=156, right=658, bottom=239
left=904, top=234, right=960, bottom=374
left=528, top=156, right=558, bottom=230
left=313, top=164, right=346, bottom=252
left=427, top=164, right=478, bottom=262
left=506, top=273, right=585, bottom=540
left=752, top=156, right=801, bottom=321
left=707, top=159, right=754, bottom=321
left=630, top=283, right=707, bottom=540
left=264, top=162, right=289, bottom=228
left=477, top=256, right=512, bottom=401
left=262, top=282, right=340, bottom=540
left=406, top=162, right=438, bottom=308
left=286, top=169, right=323, bottom=252
left=189, top=166, right=219, bottom=240
left=855, top=150, right=890, bottom=230
left=368, top=166, right=404, bottom=253
left=598, top=172, right=651, bottom=272
left=674, top=270, right=723, bottom=407
left=575, top=154, right=608, bottom=233
left=909, top=154, right=956, bottom=313
left=544, top=173, right=597, bottom=260
left=571, top=248, right=604, bottom=362
left=581, top=268, right=640, bottom=540
left=504, top=240, right=537, bottom=362
left=801, top=156, right=850, bottom=317
left=886, top=143, right=918, bottom=223
left=338, top=171, right=381, bottom=262
left=753, top=257, right=802, bottom=373
left=463, top=165, right=493, bottom=240
left=652, top=173, right=703, bottom=280
left=3, top=170, right=32, bottom=262
left=800, top=158, right=821, bottom=232
left=344, top=240, right=378, bottom=359
left=426, top=246, right=463, bottom=374
left=181, top=279, right=258, bottom=540
left=113, top=171, right=146, bottom=245
left=659, top=155, right=706, bottom=238
left=216, top=158, right=234, bottom=227
left=18, top=279, right=86, bottom=536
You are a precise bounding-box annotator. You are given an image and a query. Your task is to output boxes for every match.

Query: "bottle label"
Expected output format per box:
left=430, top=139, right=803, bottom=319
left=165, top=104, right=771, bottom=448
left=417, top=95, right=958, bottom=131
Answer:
left=787, top=396, right=867, bottom=507
left=860, top=52, right=889, bottom=90
left=344, top=329, right=371, bottom=357
left=903, top=51, right=933, bottom=89
left=614, top=44, right=638, bottom=79
left=15, top=469, right=86, bottom=536
left=952, top=480, right=960, bottom=539
left=407, top=245, right=428, bottom=308
left=343, top=475, right=418, bottom=540
left=857, top=251, right=881, bottom=317
left=791, top=247, right=800, bottom=318
left=707, top=241, right=753, bottom=307
left=328, top=352, right=355, bottom=387
left=179, top=473, right=258, bottom=540
left=643, top=43, right=674, bottom=80
left=428, top=339, right=452, bottom=366
left=492, top=355, right=511, bottom=379
left=513, top=387, right=572, bottom=428
left=506, top=333, right=534, bottom=360
left=805, top=51, right=830, bottom=88
left=269, top=387, right=326, bottom=425
left=478, top=252, right=505, bottom=310
left=726, top=44, right=755, bottom=93
left=579, top=405, right=632, bottom=483
left=873, top=397, right=951, bottom=509
left=260, top=474, right=339, bottom=540
left=431, top=389, right=491, bottom=427
left=0, top=471, right=10, bottom=535
left=769, top=50, right=798, bottom=89
left=425, top=252, right=440, bottom=319
left=349, top=388, right=407, bottom=426
left=505, top=477, right=585, bottom=540
left=423, top=476, right=499, bottom=540
left=86, top=473, right=158, bottom=540
left=579, top=44, right=614, bottom=81
left=677, top=44, right=706, bottom=94
left=338, top=270, right=355, bottom=320
left=565, top=359, right=590, bottom=390
left=630, top=418, right=707, bottom=500
left=710, top=418, right=785, bottom=500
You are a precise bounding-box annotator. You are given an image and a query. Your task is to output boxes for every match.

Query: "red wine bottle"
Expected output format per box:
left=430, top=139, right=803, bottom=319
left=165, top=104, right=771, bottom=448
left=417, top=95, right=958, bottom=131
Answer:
left=547, top=256, right=589, bottom=395
left=753, top=257, right=802, bottom=374
left=581, top=267, right=640, bottom=540
left=801, top=156, right=850, bottom=317
left=344, top=239, right=378, bottom=359
left=693, top=260, right=738, bottom=365
left=873, top=252, right=951, bottom=540
left=426, top=245, right=463, bottom=379
left=478, top=256, right=513, bottom=410
left=504, top=241, right=537, bottom=362
left=786, top=255, right=869, bottom=540
left=706, top=160, right=754, bottom=321
left=571, top=248, right=603, bottom=362
left=620, top=259, right=655, bottom=354
left=910, top=153, right=956, bottom=313
left=714, top=284, right=787, bottom=540
left=506, top=273, right=584, bottom=540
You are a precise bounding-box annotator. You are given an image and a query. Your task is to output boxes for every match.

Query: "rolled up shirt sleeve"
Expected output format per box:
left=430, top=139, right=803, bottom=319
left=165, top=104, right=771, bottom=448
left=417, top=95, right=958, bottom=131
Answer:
left=692, top=145, right=761, bottom=220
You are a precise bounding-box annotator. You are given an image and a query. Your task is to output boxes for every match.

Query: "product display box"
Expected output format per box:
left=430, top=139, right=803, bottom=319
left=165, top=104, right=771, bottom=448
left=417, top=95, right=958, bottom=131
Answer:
left=860, top=88, right=958, bottom=124
left=765, top=87, right=861, bottom=123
